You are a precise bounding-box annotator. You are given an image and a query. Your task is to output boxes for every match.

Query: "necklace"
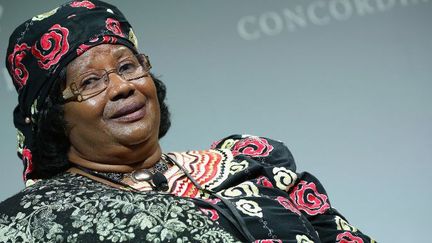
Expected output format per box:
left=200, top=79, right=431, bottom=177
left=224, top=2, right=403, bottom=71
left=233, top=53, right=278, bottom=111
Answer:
left=75, top=154, right=172, bottom=191
left=70, top=154, right=254, bottom=241
left=130, top=159, right=169, bottom=182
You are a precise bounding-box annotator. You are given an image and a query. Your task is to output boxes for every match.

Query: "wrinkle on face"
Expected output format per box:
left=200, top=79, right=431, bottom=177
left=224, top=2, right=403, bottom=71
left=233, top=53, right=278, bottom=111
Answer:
left=63, top=44, right=161, bottom=169
left=66, top=45, right=131, bottom=80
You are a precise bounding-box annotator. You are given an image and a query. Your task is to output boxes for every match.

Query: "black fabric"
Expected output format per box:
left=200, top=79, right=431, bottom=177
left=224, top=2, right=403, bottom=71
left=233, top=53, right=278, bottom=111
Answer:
left=0, top=173, right=241, bottom=242
left=0, top=134, right=376, bottom=242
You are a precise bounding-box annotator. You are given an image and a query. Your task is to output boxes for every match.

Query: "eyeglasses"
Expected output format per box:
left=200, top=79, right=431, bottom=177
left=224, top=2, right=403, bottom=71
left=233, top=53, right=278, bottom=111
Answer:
left=62, top=53, right=152, bottom=102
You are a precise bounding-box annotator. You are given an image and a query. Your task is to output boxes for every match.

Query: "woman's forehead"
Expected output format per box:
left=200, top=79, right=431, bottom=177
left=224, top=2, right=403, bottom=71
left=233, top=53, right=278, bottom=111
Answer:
left=67, top=44, right=133, bottom=74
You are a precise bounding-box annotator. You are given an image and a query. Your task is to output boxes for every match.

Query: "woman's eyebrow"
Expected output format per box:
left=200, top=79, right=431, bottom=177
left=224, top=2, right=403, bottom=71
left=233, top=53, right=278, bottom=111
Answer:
left=112, top=46, right=131, bottom=58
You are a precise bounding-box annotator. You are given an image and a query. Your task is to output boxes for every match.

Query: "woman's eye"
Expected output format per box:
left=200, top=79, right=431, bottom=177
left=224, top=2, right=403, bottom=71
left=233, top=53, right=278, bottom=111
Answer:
left=81, top=77, right=99, bottom=88
left=119, top=63, right=136, bottom=73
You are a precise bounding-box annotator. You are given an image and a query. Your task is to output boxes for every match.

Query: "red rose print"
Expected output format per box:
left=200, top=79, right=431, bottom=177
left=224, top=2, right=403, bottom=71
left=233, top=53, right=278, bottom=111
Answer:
left=289, top=180, right=330, bottom=215
left=210, top=139, right=222, bottom=149
left=203, top=198, right=221, bottom=205
left=199, top=208, right=219, bottom=221
left=101, top=36, right=118, bottom=44
left=336, top=232, right=364, bottom=243
left=76, top=36, right=118, bottom=56
left=275, top=196, right=301, bottom=215
left=256, top=176, right=274, bottom=188
left=69, top=0, right=95, bottom=9
left=231, top=137, right=274, bottom=157
left=31, top=24, right=70, bottom=70
left=106, top=18, right=124, bottom=37
left=22, top=148, right=33, bottom=181
left=8, top=43, right=31, bottom=88
left=76, top=43, right=92, bottom=56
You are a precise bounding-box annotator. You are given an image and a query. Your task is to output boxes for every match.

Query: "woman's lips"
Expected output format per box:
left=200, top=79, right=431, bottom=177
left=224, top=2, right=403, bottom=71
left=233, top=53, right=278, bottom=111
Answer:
left=110, top=102, right=146, bottom=122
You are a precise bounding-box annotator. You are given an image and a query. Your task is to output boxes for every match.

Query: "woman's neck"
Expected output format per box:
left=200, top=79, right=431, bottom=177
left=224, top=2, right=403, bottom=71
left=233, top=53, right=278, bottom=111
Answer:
left=67, top=143, right=163, bottom=173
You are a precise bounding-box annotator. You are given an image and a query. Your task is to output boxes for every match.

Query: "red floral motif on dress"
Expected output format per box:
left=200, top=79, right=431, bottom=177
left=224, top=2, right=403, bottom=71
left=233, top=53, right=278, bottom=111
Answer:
left=22, top=148, right=33, bottom=181
left=275, top=196, right=301, bottom=215
left=69, top=0, right=95, bottom=9
left=8, top=43, right=31, bottom=88
left=76, top=35, right=118, bottom=56
left=106, top=18, right=124, bottom=37
left=256, top=176, right=274, bottom=188
left=203, top=198, right=221, bottom=204
left=231, top=137, right=274, bottom=157
left=31, top=24, right=70, bottom=70
left=199, top=208, right=219, bottom=221
left=289, top=180, right=330, bottom=215
left=336, top=232, right=364, bottom=243
left=210, top=138, right=222, bottom=149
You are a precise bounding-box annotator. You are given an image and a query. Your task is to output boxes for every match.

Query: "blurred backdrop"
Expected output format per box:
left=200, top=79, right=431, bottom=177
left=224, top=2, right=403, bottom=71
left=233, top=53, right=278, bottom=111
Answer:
left=1, top=1, right=431, bottom=242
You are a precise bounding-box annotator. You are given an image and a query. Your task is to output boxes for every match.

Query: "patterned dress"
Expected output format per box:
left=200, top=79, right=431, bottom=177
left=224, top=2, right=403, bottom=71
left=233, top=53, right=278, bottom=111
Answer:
left=0, top=135, right=375, bottom=242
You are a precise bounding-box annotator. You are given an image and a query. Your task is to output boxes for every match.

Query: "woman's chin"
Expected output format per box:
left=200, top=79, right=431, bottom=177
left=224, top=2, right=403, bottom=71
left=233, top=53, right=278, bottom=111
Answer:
left=110, top=123, right=157, bottom=147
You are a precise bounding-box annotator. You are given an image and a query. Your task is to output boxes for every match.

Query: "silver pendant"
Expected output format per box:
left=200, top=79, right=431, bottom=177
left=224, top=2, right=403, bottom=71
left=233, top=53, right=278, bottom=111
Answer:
left=131, top=169, right=152, bottom=182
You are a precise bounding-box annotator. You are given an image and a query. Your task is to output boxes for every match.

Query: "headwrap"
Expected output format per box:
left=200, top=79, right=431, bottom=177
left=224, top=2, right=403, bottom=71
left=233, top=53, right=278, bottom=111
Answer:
left=6, top=0, right=139, bottom=182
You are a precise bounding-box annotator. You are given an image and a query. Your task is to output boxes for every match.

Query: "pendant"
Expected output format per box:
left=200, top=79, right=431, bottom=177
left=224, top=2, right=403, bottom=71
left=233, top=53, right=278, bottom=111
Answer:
left=130, top=169, right=152, bottom=182
left=129, top=157, right=171, bottom=184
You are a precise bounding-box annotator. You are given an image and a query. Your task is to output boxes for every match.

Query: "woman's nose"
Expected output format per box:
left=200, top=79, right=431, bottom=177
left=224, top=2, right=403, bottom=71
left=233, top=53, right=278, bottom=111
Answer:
left=106, top=72, right=135, bottom=101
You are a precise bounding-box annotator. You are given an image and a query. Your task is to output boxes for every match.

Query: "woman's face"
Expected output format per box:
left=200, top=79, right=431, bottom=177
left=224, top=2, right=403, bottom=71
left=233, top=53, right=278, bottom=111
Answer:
left=64, top=44, right=161, bottom=167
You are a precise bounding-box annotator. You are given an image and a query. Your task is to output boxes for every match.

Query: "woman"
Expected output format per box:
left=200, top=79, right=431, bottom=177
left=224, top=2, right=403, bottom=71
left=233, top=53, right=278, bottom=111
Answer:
left=1, top=1, right=375, bottom=242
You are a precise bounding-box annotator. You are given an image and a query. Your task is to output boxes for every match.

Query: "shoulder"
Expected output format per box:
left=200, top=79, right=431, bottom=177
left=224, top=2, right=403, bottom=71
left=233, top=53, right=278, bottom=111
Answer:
left=0, top=173, right=80, bottom=211
left=210, top=134, right=296, bottom=171
left=0, top=174, right=75, bottom=241
left=0, top=173, right=105, bottom=215
left=0, top=173, right=240, bottom=242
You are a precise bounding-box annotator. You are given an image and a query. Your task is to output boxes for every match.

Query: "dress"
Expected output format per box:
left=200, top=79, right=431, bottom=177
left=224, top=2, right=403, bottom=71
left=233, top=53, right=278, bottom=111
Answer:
left=0, top=135, right=376, bottom=242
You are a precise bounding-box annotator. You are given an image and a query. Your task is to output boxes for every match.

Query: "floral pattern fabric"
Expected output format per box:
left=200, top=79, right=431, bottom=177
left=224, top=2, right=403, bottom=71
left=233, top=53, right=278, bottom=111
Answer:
left=0, top=174, right=239, bottom=242
left=164, top=135, right=376, bottom=242
left=0, top=134, right=376, bottom=242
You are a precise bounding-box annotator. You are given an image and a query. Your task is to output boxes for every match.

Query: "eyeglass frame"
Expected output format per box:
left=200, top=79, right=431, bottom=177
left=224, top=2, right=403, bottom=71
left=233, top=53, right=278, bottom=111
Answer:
left=62, top=53, right=152, bottom=102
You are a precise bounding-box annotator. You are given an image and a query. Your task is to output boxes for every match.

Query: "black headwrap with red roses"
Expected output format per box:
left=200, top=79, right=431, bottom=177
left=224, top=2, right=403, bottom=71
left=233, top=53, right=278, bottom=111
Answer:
left=5, top=0, right=139, bottom=182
